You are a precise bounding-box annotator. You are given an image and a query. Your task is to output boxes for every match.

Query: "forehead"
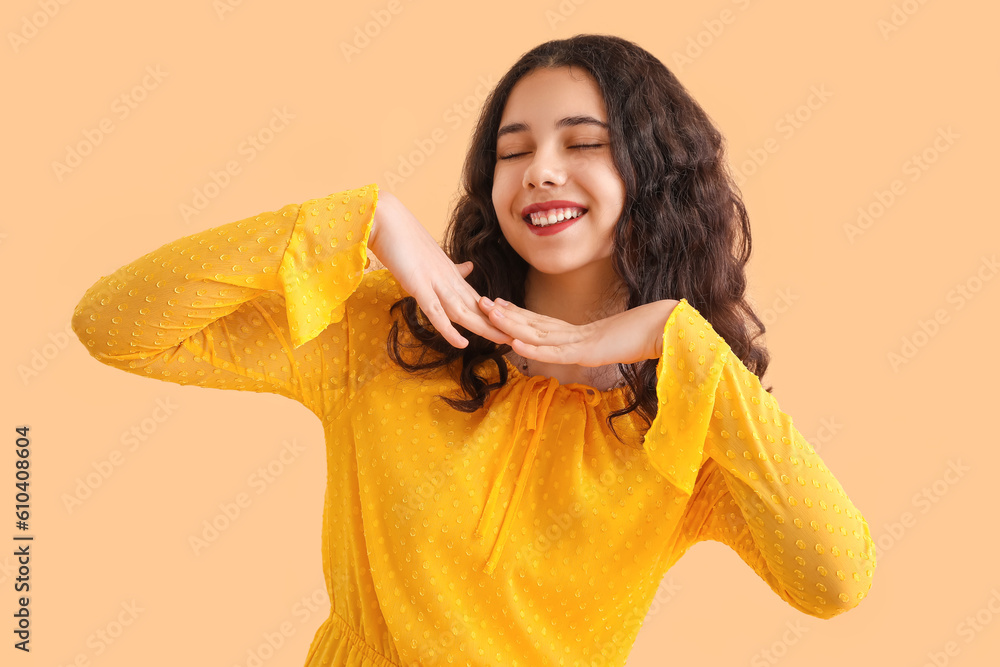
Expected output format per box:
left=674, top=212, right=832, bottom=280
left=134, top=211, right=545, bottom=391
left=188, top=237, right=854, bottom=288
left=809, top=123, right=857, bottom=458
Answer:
left=499, top=66, right=608, bottom=126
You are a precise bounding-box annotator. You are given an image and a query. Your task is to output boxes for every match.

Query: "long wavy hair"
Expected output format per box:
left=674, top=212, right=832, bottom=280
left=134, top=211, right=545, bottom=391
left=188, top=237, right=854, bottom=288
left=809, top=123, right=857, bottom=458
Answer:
left=384, top=34, right=773, bottom=447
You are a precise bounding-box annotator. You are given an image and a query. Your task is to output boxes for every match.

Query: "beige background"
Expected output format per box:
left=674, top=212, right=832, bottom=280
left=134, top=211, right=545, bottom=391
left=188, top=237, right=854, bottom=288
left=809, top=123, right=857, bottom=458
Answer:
left=3, top=0, right=998, bottom=665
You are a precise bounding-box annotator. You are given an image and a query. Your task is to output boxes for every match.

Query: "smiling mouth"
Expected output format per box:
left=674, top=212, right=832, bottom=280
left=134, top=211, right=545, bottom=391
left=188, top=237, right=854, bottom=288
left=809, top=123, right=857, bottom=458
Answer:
left=523, top=207, right=588, bottom=227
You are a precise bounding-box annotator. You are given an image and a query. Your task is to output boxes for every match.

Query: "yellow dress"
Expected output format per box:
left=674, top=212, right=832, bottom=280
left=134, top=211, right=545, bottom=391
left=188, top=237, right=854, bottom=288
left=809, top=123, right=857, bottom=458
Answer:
left=72, top=183, right=876, bottom=667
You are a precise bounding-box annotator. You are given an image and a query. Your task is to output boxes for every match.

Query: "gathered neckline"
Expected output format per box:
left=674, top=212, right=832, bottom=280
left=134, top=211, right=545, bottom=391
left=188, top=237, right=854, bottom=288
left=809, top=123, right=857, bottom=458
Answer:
left=498, top=355, right=629, bottom=399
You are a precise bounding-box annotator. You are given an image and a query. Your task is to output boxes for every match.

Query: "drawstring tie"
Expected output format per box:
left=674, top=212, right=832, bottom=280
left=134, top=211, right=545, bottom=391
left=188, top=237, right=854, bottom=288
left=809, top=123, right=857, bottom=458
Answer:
left=474, top=375, right=603, bottom=575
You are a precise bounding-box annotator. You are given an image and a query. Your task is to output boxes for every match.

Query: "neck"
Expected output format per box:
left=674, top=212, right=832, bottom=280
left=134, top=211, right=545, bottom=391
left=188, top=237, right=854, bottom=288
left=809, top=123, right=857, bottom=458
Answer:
left=522, top=258, right=626, bottom=327
left=509, top=258, right=627, bottom=385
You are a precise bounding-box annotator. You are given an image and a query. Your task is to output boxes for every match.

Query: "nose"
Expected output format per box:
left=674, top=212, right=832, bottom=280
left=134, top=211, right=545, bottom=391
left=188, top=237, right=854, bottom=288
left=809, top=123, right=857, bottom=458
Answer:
left=522, top=143, right=567, bottom=189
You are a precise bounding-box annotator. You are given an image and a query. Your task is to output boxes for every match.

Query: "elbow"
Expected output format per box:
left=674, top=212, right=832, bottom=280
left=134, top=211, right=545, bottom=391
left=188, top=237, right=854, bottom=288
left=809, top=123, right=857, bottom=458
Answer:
left=819, top=590, right=874, bottom=620
left=72, top=292, right=115, bottom=364
left=808, top=527, right=878, bottom=619
left=834, top=574, right=877, bottom=617
left=791, top=577, right=875, bottom=620
left=780, top=551, right=877, bottom=620
left=71, top=303, right=97, bottom=357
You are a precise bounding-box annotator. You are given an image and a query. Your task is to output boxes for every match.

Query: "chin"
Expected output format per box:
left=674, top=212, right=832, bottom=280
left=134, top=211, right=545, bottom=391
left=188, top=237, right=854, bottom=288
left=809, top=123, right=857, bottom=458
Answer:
left=524, top=259, right=588, bottom=276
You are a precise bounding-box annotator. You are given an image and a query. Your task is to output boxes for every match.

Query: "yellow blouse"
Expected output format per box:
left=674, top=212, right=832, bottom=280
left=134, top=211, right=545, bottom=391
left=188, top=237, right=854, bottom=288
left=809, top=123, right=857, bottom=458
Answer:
left=72, top=183, right=876, bottom=667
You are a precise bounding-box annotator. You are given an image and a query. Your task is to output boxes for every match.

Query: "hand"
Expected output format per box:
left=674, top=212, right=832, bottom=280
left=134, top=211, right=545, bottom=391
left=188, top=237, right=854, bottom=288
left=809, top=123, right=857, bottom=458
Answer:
left=369, top=191, right=514, bottom=349
left=477, top=297, right=680, bottom=367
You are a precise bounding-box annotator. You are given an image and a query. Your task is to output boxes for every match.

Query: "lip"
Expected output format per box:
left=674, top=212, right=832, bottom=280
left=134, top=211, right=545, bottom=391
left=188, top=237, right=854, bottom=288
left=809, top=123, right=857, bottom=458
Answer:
left=520, top=200, right=587, bottom=218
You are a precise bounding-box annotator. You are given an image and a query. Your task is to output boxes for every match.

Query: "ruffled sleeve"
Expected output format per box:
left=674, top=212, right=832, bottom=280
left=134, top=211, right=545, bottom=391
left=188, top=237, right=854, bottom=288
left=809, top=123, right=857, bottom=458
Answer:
left=72, top=183, right=380, bottom=414
left=642, top=299, right=876, bottom=619
left=278, top=186, right=378, bottom=349
left=642, top=298, right=728, bottom=496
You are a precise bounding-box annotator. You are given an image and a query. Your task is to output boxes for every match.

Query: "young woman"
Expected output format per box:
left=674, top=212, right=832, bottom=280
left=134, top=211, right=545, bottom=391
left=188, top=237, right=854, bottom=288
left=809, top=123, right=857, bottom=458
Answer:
left=73, top=34, right=875, bottom=667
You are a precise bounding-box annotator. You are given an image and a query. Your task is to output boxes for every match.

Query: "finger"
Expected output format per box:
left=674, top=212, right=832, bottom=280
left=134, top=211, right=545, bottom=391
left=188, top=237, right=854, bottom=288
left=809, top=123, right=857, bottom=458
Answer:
left=511, top=337, right=576, bottom=365
left=419, top=293, right=470, bottom=348
left=443, top=278, right=516, bottom=345
left=484, top=304, right=578, bottom=353
left=485, top=306, right=536, bottom=347
left=480, top=298, right=526, bottom=320
left=457, top=302, right=515, bottom=345
left=509, top=338, right=555, bottom=364
left=456, top=261, right=473, bottom=278
left=436, top=286, right=514, bottom=347
left=484, top=300, right=529, bottom=327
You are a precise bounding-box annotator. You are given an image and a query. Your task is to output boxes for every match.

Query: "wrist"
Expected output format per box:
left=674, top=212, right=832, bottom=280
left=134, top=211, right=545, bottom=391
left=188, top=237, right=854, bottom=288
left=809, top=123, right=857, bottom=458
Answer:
left=650, top=299, right=680, bottom=359
left=370, top=190, right=394, bottom=256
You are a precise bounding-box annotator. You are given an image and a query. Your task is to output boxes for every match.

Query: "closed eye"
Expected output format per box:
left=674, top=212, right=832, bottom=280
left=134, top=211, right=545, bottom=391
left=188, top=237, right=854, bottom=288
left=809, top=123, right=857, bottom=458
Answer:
left=497, top=144, right=606, bottom=161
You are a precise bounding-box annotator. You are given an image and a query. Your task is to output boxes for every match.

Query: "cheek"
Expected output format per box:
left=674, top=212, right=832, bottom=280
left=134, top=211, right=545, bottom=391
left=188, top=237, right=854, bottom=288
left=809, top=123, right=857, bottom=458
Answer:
left=596, top=169, right=626, bottom=212
left=490, top=185, right=502, bottom=217
left=492, top=171, right=517, bottom=211
left=577, top=159, right=620, bottom=190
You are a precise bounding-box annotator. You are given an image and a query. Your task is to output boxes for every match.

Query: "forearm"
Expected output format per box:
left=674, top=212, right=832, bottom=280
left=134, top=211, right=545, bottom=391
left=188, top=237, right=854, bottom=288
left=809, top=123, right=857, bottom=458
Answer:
left=645, top=298, right=875, bottom=618
left=73, top=184, right=379, bottom=361
left=72, top=205, right=297, bottom=360
left=706, top=380, right=875, bottom=618
left=702, top=342, right=875, bottom=617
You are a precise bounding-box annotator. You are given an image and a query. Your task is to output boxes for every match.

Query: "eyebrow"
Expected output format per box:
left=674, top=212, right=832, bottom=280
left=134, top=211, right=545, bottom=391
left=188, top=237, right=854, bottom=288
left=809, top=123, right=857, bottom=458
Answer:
left=496, top=115, right=609, bottom=140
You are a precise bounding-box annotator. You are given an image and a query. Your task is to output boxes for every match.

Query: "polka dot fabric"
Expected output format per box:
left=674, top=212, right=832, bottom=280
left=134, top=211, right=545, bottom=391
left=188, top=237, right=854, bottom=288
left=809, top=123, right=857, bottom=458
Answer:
left=72, top=184, right=875, bottom=667
left=652, top=304, right=877, bottom=620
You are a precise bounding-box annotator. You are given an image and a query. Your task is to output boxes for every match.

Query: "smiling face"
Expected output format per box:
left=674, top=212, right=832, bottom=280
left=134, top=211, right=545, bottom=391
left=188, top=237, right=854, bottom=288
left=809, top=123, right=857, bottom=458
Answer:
left=492, top=66, right=626, bottom=279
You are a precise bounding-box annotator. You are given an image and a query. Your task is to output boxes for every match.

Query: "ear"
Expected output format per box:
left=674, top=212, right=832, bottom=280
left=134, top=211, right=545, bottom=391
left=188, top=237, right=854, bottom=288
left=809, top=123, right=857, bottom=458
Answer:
left=457, top=260, right=474, bottom=277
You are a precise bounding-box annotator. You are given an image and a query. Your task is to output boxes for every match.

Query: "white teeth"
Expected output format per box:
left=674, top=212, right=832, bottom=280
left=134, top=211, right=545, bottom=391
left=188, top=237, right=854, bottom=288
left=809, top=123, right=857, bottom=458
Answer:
left=528, top=207, right=586, bottom=227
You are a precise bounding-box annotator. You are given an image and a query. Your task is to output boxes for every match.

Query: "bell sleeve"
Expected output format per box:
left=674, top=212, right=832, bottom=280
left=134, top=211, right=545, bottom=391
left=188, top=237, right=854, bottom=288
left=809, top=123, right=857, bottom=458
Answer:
left=71, top=183, right=381, bottom=416
left=642, top=298, right=876, bottom=619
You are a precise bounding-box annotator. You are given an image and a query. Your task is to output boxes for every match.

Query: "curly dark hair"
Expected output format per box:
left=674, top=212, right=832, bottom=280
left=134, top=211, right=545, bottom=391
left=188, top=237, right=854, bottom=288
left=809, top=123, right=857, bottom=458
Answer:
left=384, top=33, right=773, bottom=447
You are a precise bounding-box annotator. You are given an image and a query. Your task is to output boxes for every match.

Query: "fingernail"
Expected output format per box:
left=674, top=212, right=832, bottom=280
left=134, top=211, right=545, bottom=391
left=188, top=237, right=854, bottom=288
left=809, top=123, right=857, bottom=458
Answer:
left=495, top=298, right=508, bottom=306
left=482, top=297, right=494, bottom=307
